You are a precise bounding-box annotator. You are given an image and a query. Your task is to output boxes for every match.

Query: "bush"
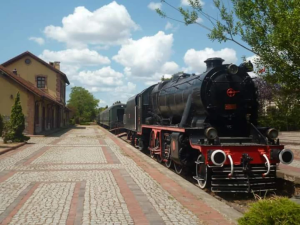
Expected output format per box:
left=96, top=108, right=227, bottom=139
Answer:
left=69, top=118, right=75, bottom=125
left=79, top=122, right=90, bottom=125
left=0, top=114, right=3, bottom=136
left=2, top=92, right=30, bottom=143
left=238, top=197, right=300, bottom=225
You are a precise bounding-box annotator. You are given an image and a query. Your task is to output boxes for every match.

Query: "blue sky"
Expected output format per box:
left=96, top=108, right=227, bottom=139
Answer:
left=0, top=0, right=255, bottom=107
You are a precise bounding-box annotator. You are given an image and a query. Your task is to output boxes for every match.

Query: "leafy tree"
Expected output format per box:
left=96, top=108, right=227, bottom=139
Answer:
left=161, top=75, right=171, bottom=81
left=157, top=0, right=300, bottom=96
left=67, top=87, right=99, bottom=123
left=2, top=92, right=30, bottom=143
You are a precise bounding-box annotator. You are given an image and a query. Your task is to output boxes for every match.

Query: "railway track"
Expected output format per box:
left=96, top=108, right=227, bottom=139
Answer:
left=113, top=130, right=300, bottom=213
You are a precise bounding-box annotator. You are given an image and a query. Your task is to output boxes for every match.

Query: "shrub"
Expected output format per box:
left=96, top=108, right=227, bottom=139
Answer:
left=69, top=118, right=75, bottom=125
left=0, top=114, right=3, bottom=136
left=238, top=197, right=300, bottom=225
left=2, top=92, right=30, bottom=143
left=2, top=120, right=14, bottom=143
left=79, top=122, right=90, bottom=125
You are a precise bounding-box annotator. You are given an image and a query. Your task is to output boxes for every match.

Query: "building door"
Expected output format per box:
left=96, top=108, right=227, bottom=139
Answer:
left=56, top=106, right=60, bottom=128
left=42, top=107, right=45, bottom=131
left=51, top=108, right=54, bottom=129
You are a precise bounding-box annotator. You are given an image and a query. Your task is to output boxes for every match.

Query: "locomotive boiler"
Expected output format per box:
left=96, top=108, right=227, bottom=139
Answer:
left=122, top=57, right=294, bottom=193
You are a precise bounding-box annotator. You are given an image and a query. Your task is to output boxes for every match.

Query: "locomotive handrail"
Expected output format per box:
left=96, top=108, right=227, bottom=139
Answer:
left=262, top=154, right=270, bottom=177
left=228, top=155, right=234, bottom=177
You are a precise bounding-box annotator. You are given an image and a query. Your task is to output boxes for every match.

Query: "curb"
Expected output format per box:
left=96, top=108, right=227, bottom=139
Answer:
left=281, top=141, right=300, bottom=146
left=277, top=169, right=300, bottom=184
left=0, top=142, right=27, bottom=156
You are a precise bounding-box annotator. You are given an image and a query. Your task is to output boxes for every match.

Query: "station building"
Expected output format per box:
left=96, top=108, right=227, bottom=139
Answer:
left=0, top=51, right=71, bottom=135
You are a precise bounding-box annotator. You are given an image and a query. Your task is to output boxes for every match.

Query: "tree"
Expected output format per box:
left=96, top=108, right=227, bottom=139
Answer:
left=157, top=0, right=300, bottom=96
left=161, top=75, right=171, bottom=81
left=67, top=87, right=99, bottom=123
left=2, top=92, right=30, bottom=143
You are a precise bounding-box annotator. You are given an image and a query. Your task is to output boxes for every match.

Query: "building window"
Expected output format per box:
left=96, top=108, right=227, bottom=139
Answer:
left=37, top=77, right=46, bottom=88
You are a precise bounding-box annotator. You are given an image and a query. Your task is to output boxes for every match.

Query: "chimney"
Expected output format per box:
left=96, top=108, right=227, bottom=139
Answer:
left=204, top=57, right=224, bottom=71
left=13, top=69, right=17, bottom=75
left=54, top=61, right=60, bottom=70
left=49, top=62, right=54, bottom=66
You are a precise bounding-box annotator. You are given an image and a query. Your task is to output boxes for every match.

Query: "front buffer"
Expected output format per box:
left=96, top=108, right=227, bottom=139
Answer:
left=190, top=144, right=294, bottom=193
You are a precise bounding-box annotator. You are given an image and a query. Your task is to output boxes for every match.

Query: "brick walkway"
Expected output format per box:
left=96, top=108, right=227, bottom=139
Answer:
left=0, top=126, right=238, bottom=225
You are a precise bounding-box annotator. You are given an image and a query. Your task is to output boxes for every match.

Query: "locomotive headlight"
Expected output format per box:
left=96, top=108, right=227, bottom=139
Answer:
left=211, top=150, right=227, bottom=166
left=205, top=127, right=218, bottom=139
left=267, top=128, right=279, bottom=139
left=279, top=149, right=294, bottom=165
left=228, top=64, right=239, bottom=74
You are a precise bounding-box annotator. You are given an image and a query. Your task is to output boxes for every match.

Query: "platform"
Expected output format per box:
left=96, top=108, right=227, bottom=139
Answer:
left=277, top=132, right=300, bottom=184
left=0, top=126, right=240, bottom=225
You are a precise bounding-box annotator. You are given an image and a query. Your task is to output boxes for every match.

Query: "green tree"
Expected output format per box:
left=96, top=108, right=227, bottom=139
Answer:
left=157, top=0, right=300, bottom=96
left=161, top=75, right=171, bottom=81
left=2, top=92, right=30, bottom=143
left=67, top=87, right=99, bottom=123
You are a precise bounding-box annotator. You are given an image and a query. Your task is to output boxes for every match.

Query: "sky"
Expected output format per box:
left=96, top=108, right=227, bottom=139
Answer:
left=0, top=0, right=255, bottom=107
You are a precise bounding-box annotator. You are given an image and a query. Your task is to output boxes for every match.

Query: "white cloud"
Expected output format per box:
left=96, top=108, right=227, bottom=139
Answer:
left=29, top=37, right=45, bottom=45
left=113, top=31, right=178, bottom=84
left=165, top=22, right=173, bottom=30
left=181, top=0, right=205, bottom=6
left=44, top=2, right=138, bottom=48
left=94, top=45, right=110, bottom=50
left=184, top=47, right=237, bottom=73
left=88, top=82, right=136, bottom=105
left=165, top=22, right=180, bottom=32
left=148, top=2, right=162, bottom=10
left=40, top=49, right=110, bottom=66
left=161, top=61, right=179, bottom=74
left=76, top=66, right=123, bottom=86
left=246, top=55, right=260, bottom=77
left=196, top=17, right=203, bottom=23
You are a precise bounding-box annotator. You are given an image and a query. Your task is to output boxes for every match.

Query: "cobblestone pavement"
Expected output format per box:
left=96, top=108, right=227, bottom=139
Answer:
left=0, top=126, right=236, bottom=225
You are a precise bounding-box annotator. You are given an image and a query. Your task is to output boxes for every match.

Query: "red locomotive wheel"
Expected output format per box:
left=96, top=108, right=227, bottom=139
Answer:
left=164, top=146, right=172, bottom=168
left=174, top=163, right=183, bottom=175
left=195, top=154, right=210, bottom=189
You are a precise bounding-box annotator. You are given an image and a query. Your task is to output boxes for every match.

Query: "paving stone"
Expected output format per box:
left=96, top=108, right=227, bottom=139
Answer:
left=0, top=126, right=235, bottom=225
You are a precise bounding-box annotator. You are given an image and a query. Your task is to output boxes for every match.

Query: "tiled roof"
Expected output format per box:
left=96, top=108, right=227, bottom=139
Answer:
left=1, top=51, right=70, bottom=84
left=0, top=65, right=63, bottom=106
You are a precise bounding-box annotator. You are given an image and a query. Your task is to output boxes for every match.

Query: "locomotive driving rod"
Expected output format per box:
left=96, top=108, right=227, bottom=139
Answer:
left=179, top=94, right=192, bottom=127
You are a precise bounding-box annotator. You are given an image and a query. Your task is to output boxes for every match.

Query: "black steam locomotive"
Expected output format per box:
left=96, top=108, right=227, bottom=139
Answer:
left=99, top=58, right=294, bottom=193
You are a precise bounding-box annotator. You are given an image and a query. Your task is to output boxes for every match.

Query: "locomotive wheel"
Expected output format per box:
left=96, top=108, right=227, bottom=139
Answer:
left=156, top=154, right=163, bottom=163
left=174, top=162, right=183, bottom=175
left=138, top=138, right=144, bottom=151
left=195, top=154, right=210, bottom=189
left=126, top=132, right=130, bottom=140
left=164, top=146, right=172, bottom=168
left=150, top=150, right=155, bottom=158
left=131, top=133, right=136, bottom=146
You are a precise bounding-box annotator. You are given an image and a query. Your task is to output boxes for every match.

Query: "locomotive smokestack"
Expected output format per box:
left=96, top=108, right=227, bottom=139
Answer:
left=204, top=57, right=224, bottom=71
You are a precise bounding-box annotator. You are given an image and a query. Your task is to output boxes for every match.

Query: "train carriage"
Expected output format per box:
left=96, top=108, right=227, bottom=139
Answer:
left=98, top=103, right=126, bottom=130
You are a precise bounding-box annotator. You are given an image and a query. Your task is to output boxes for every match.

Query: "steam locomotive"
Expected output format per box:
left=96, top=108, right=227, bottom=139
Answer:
left=98, top=57, right=294, bottom=193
